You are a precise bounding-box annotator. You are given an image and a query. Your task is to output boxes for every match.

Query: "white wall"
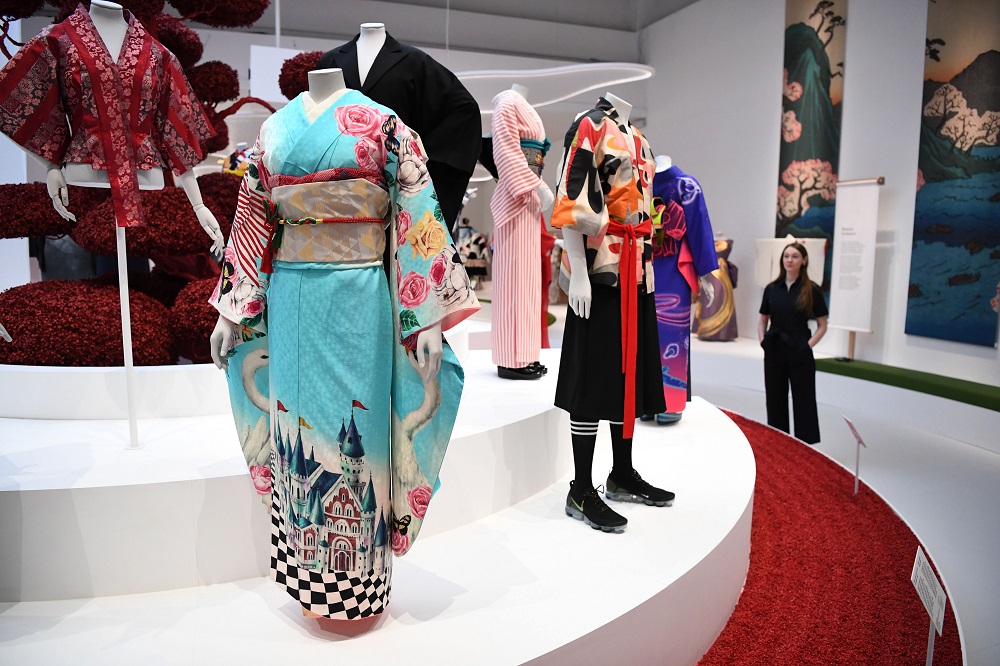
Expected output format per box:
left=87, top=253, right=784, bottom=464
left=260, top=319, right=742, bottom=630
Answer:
left=640, top=0, right=1000, bottom=386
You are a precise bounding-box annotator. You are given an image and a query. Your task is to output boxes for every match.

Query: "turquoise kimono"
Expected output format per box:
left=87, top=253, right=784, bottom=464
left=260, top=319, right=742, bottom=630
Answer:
left=210, top=90, right=479, bottom=619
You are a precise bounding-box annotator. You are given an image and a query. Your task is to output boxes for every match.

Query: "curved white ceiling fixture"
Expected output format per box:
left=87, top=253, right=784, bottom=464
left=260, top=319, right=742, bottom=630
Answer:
left=456, top=62, right=655, bottom=113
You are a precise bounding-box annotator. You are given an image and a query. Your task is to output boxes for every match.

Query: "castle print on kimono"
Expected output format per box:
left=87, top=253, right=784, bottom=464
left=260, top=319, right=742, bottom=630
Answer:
left=272, top=405, right=390, bottom=576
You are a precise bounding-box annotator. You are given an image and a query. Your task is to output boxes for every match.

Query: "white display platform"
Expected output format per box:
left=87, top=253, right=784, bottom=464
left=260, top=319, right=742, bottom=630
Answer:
left=0, top=325, right=470, bottom=420
left=0, top=346, right=754, bottom=665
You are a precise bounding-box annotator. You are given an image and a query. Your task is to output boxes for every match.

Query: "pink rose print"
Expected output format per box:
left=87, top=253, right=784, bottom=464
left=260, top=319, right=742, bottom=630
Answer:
left=391, top=528, right=410, bottom=555
left=428, top=252, right=449, bottom=286
left=249, top=466, right=272, bottom=495
left=407, top=485, right=432, bottom=518
left=396, top=209, right=413, bottom=248
left=398, top=271, right=429, bottom=309
left=241, top=295, right=264, bottom=318
left=335, top=104, right=382, bottom=137
left=354, top=135, right=383, bottom=171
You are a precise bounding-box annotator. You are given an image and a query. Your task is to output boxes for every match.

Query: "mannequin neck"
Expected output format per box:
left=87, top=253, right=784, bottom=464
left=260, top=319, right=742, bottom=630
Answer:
left=89, top=1, right=128, bottom=61
left=357, top=23, right=386, bottom=85
left=655, top=154, right=672, bottom=172
left=604, top=92, right=632, bottom=124
left=304, top=69, right=347, bottom=122
left=511, top=83, right=529, bottom=101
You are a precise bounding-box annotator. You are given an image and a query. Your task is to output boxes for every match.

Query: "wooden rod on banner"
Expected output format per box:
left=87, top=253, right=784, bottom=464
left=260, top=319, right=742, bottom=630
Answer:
left=116, top=227, right=139, bottom=450
left=838, top=176, right=885, bottom=186
left=847, top=331, right=857, bottom=360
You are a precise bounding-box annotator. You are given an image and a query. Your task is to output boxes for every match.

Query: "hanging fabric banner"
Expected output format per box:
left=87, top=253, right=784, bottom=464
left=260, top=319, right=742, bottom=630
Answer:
left=905, top=0, right=1000, bottom=347
left=775, top=0, right=847, bottom=290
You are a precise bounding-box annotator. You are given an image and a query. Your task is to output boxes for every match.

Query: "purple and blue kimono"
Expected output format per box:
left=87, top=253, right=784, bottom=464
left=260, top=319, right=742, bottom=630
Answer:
left=651, top=166, right=718, bottom=416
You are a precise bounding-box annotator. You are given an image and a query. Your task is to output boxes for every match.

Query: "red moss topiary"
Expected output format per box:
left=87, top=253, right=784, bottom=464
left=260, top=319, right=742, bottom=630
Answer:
left=0, top=279, right=176, bottom=366
left=168, top=276, right=218, bottom=363
left=0, top=0, right=45, bottom=20
left=197, top=172, right=240, bottom=229
left=167, top=0, right=269, bottom=28
left=155, top=14, right=203, bottom=68
left=279, top=51, right=322, bottom=100
left=0, top=182, right=112, bottom=239
left=200, top=106, right=230, bottom=155
left=71, top=188, right=228, bottom=256
left=187, top=60, right=239, bottom=105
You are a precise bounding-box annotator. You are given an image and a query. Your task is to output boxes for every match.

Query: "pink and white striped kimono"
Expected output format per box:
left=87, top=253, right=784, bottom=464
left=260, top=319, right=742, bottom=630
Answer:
left=489, top=89, right=551, bottom=368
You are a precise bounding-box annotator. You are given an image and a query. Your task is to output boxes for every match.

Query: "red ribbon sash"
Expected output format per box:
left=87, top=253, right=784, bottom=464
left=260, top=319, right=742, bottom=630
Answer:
left=607, top=218, right=652, bottom=439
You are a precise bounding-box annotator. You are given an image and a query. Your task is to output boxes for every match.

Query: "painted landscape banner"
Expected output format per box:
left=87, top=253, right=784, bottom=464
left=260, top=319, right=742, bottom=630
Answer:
left=775, top=0, right=847, bottom=289
left=905, top=0, right=1000, bottom=347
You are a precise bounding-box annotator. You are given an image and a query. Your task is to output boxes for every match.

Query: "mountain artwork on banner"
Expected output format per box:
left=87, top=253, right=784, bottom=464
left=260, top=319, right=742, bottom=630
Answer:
left=775, top=0, right=847, bottom=290
left=905, top=0, right=1000, bottom=348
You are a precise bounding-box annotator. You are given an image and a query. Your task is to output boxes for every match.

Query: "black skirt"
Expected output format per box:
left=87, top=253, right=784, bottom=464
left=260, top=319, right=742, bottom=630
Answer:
left=555, top=284, right=665, bottom=421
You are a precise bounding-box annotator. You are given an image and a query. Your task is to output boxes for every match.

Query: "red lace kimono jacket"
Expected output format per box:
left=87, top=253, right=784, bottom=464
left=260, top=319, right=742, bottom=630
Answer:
left=0, top=5, right=213, bottom=227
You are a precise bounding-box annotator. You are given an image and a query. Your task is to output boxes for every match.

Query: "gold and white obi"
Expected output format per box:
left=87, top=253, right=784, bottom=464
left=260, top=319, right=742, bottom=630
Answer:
left=271, top=178, right=390, bottom=264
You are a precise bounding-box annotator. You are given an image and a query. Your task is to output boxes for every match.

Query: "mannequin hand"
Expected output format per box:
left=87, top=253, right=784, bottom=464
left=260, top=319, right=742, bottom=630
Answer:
left=568, top=270, right=592, bottom=319
left=210, top=315, right=237, bottom=370
left=535, top=181, right=554, bottom=210
left=46, top=167, right=75, bottom=222
left=194, top=204, right=225, bottom=259
left=0, top=322, right=10, bottom=343
left=414, top=322, right=443, bottom=379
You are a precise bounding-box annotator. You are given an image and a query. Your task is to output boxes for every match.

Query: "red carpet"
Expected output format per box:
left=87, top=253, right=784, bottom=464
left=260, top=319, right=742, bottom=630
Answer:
left=700, top=412, right=962, bottom=665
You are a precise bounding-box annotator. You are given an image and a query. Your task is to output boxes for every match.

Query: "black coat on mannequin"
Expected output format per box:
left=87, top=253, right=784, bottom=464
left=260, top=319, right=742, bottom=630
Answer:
left=317, top=33, right=482, bottom=228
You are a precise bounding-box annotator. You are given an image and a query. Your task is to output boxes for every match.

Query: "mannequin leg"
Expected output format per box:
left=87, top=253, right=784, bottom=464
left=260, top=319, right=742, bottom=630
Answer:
left=565, top=416, right=627, bottom=533
left=570, top=417, right=598, bottom=493
left=605, top=421, right=675, bottom=507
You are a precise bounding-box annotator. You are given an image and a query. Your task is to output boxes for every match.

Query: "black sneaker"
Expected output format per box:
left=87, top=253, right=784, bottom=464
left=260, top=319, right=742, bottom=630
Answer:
left=605, top=469, right=675, bottom=507
left=565, top=482, right=627, bottom=533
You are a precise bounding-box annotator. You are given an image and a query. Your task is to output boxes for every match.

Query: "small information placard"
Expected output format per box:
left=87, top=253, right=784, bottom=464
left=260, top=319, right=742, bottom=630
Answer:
left=911, top=547, right=946, bottom=635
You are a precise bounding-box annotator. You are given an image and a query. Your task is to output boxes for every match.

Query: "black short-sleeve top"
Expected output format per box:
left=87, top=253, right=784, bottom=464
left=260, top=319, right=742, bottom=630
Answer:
left=760, top=279, right=828, bottom=338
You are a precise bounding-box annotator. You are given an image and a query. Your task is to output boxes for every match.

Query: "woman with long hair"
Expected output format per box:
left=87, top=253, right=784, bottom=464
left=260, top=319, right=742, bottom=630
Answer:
left=757, top=242, right=828, bottom=444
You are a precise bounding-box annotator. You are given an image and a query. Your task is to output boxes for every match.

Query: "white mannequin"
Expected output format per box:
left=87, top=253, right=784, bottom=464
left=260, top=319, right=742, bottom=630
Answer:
left=563, top=91, right=635, bottom=319
left=510, top=83, right=529, bottom=99
left=40, top=0, right=224, bottom=256
left=357, top=23, right=386, bottom=86
left=655, top=154, right=673, bottom=172
left=210, top=67, right=443, bottom=377
left=303, top=68, right=347, bottom=121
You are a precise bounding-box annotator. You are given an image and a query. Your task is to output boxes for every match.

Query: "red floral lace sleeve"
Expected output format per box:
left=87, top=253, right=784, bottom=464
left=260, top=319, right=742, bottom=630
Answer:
left=0, top=27, right=72, bottom=165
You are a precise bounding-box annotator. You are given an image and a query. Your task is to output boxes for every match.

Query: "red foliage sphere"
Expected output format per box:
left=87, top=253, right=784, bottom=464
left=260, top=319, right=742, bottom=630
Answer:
left=279, top=51, right=323, bottom=100
left=197, top=172, right=240, bottom=231
left=168, top=276, right=218, bottom=363
left=167, top=0, right=269, bottom=28
left=155, top=15, right=203, bottom=68
left=187, top=60, right=240, bottom=105
left=71, top=187, right=228, bottom=257
left=0, top=0, right=45, bottom=20
left=0, top=182, right=111, bottom=239
left=200, top=106, right=231, bottom=155
left=0, top=279, right=176, bottom=366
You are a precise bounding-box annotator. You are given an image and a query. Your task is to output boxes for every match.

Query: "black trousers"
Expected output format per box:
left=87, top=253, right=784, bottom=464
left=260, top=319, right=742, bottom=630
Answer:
left=763, top=339, right=820, bottom=444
